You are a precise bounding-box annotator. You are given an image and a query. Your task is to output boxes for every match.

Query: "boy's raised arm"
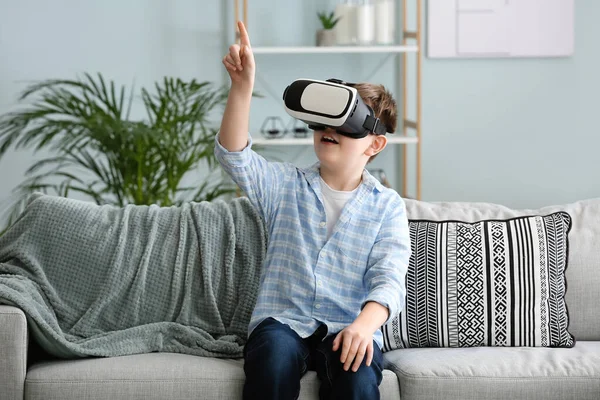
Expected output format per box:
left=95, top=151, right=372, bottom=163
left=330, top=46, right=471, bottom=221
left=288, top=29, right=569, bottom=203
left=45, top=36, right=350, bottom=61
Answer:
left=219, top=21, right=255, bottom=152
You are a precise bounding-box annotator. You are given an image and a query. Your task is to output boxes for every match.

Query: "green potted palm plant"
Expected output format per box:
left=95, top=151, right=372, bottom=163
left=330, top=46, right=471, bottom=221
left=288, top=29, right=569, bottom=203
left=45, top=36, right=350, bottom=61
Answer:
left=317, top=11, right=340, bottom=46
left=0, top=73, right=238, bottom=229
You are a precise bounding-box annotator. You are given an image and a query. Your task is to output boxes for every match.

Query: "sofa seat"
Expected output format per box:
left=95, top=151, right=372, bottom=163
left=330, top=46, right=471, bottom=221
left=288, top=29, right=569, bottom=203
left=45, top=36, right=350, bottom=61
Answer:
left=24, top=353, right=401, bottom=400
left=384, top=342, right=600, bottom=400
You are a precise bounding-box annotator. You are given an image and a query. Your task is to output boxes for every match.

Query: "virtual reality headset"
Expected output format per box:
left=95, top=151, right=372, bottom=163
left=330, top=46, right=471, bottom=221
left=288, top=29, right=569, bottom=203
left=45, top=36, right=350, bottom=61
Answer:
left=282, top=78, right=389, bottom=139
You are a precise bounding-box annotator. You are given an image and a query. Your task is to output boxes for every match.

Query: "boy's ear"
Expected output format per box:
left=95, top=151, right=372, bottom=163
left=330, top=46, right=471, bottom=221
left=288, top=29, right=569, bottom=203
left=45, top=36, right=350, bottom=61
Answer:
left=365, top=135, right=387, bottom=157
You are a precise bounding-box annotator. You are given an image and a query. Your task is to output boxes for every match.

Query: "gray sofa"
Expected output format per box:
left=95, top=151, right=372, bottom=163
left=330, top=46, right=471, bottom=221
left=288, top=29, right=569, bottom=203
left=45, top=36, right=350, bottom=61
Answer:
left=2, top=197, right=599, bottom=400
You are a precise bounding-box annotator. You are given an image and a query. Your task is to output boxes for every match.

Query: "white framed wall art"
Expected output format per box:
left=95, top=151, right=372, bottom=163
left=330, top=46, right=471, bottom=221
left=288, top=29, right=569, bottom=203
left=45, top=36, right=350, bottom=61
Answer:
left=427, top=0, right=574, bottom=58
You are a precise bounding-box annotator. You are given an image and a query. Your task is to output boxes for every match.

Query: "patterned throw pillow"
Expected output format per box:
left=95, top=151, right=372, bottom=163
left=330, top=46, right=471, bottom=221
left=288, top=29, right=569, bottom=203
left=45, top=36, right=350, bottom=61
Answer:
left=382, top=212, right=575, bottom=350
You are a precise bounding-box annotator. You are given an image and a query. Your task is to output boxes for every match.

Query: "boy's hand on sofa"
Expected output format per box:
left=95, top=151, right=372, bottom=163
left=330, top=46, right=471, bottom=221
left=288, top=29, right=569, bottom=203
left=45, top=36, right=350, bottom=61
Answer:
left=333, top=301, right=389, bottom=372
left=223, top=20, right=255, bottom=89
left=333, top=321, right=375, bottom=372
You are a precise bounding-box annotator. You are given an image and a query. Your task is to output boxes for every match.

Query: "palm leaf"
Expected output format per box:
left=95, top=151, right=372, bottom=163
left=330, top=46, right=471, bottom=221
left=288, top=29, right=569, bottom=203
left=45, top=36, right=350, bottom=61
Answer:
left=0, top=73, right=235, bottom=229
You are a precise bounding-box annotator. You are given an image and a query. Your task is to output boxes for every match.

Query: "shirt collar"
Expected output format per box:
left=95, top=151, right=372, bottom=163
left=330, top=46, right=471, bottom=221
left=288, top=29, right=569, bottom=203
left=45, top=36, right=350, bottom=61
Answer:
left=301, top=162, right=385, bottom=199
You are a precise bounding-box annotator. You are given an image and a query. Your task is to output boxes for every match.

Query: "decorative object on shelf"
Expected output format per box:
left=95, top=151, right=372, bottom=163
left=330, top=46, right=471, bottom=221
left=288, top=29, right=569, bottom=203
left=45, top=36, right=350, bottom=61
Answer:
left=369, top=168, right=392, bottom=188
left=287, top=118, right=309, bottom=138
left=260, top=116, right=286, bottom=139
left=375, top=0, right=395, bottom=44
left=335, top=0, right=393, bottom=46
left=0, top=73, right=237, bottom=229
left=334, top=0, right=358, bottom=45
left=357, top=0, right=375, bottom=45
left=316, top=10, right=340, bottom=46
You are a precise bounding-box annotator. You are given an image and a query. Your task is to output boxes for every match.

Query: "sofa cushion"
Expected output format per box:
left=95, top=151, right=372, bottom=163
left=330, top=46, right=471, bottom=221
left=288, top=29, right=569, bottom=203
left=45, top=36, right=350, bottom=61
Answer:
left=24, top=353, right=401, bottom=400
left=383, top=341, right=600, bottom=400
left=400, top=198, right=600, bottom=342
left=383, top=212, right=574, bottom=350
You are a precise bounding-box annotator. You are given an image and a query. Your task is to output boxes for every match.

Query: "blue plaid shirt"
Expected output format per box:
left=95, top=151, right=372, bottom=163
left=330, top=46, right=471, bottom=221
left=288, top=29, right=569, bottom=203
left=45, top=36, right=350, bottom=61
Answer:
left=214, top=134, right=411, bottom=349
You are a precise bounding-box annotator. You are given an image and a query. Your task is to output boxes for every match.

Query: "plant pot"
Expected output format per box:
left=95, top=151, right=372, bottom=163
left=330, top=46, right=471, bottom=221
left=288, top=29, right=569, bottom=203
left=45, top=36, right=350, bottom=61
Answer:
left=316, top=29, right=336, bottom=46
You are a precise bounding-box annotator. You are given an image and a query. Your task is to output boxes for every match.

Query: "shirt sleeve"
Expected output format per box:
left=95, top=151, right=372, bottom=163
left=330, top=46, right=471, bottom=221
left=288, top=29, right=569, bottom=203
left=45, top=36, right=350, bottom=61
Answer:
left=362, top=196, right=412, bottom=326
left=214, top=132, right=290, bottom=223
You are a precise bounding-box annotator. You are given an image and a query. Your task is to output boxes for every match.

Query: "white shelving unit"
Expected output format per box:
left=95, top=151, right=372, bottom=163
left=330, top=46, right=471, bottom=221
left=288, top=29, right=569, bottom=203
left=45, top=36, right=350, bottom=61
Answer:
left=232, top=0, right=422, bottom=199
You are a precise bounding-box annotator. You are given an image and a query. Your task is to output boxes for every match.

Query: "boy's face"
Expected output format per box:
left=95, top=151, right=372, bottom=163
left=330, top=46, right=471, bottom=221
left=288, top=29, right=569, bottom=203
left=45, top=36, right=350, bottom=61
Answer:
left=313, top=128, right=386, bottom=171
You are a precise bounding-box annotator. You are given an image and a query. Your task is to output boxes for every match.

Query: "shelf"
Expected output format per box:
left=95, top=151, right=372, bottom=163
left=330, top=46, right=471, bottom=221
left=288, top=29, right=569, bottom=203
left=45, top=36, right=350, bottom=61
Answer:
left=252, top=136, right=418, bottom=146
left=233, top=0, right=422, bottom=199
left=252, top=45, right=418, bottom=54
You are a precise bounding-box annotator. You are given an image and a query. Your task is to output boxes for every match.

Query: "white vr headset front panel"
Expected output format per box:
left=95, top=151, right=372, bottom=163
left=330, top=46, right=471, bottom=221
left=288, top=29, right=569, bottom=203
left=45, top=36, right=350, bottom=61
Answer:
left=300, top=83, right=351, bottom=116
left=284, top=79, right=357, bottom=128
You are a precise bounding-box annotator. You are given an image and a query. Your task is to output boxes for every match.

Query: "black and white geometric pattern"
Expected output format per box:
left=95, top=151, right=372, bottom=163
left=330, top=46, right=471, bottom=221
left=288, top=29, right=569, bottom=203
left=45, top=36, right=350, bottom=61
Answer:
left=382, top=212, right=575, bottom=350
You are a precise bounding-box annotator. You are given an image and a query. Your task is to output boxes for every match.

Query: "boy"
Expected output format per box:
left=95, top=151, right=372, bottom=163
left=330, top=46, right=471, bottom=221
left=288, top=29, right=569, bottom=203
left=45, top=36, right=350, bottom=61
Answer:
left=215, top=21, right=411, bottom=400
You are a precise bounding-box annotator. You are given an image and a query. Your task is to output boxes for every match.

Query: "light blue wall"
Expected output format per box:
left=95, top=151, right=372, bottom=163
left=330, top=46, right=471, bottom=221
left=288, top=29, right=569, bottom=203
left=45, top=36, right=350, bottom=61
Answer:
left=1, top=0, right=598, bottom=224
left=422, top=1, right=600, bottom=208
left=0, top=0, right=229, bottom=217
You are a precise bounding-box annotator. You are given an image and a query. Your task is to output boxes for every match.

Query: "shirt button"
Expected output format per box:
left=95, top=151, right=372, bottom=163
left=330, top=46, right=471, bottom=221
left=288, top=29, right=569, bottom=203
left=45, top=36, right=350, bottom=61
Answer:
left=319, top=221, right=326, bottom=227
left=315, top=304, right=321, bottom=309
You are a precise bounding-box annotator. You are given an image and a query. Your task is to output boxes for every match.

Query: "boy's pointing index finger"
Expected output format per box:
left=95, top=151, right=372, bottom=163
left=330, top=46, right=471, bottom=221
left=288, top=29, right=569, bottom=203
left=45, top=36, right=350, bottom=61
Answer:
left=238, top=21, right=251, bottom=47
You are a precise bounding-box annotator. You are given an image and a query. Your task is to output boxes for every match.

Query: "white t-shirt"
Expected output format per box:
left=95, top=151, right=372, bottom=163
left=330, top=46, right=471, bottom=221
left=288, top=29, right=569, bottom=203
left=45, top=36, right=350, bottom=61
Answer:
left=319, top=177, right=358, bottom=239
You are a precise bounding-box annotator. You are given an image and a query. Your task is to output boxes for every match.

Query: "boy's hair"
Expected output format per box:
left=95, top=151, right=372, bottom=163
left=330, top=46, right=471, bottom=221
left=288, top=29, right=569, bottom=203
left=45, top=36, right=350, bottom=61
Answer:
left=350, top=83, right=398, bottom=163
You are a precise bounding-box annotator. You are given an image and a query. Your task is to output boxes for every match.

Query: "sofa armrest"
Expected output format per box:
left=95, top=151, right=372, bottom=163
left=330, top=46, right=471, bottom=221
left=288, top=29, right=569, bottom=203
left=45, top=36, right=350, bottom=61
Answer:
left=0, top=305, right=28, bottom=400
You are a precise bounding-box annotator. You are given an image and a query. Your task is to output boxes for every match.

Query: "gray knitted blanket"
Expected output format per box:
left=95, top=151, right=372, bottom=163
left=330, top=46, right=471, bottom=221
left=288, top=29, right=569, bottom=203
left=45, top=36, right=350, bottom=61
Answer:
left=0, top=193, right=266, bottom=359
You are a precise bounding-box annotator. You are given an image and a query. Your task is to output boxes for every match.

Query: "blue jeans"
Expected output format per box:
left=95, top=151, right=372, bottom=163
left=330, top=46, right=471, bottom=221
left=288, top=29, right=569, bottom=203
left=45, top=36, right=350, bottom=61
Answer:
left=243, top=317, right=384, bottom=400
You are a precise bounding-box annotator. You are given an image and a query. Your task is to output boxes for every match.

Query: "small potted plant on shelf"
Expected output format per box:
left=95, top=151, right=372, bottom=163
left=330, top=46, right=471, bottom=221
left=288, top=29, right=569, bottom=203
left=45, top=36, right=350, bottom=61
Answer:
left=316, top=11, right=340, bottom=46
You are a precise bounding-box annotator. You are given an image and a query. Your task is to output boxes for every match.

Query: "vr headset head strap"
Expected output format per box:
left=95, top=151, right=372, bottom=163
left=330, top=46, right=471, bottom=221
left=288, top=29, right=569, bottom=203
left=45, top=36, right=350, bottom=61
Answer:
left=363, top=109, right=388, bottom=136
left=326, top=78, right=388, bottom=136
left=326, top=78, right=356, bottom=86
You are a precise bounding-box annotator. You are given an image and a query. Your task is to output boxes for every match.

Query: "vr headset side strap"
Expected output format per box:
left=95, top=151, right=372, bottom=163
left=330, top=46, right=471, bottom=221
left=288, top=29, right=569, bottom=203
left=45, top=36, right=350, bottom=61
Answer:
left=328, top=79, right=387, bottom=136
left=363, top=112, right=388, bottom=136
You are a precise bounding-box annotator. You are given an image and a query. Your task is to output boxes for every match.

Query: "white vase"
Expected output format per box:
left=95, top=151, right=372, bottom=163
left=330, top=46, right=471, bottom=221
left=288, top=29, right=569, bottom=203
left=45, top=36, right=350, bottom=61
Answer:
left=375, top=0, right=395, bottom=44
left=357, top=0, right=375, bottom=45
left=334, top=1, right=357, bottom=45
